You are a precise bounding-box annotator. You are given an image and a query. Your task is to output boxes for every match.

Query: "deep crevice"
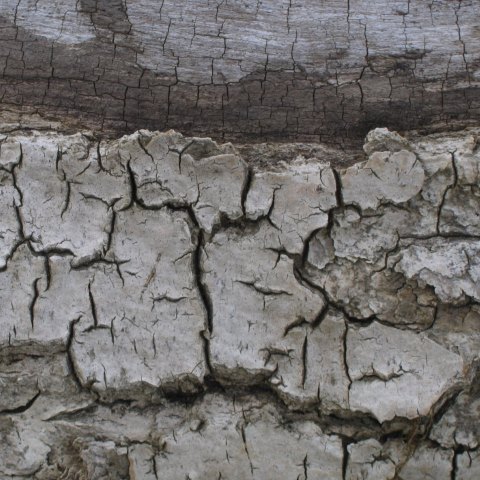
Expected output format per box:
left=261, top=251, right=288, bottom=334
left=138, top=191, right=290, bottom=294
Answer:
left=0, top=390, right=41, bottom=415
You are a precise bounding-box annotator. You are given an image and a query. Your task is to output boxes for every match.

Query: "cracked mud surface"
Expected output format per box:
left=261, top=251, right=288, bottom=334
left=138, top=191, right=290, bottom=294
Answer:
left=0, top=0, right=479, bottom=143
left=1, top=126, right=480, bottom=478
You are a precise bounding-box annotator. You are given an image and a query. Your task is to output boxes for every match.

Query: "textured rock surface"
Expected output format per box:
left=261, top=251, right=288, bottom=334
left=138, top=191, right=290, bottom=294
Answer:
left=1, top=126, right=480, bottom=477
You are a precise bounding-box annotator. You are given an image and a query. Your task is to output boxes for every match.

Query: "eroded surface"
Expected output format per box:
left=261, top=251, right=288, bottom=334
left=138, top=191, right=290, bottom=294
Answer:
left=1, top=127, right=480, bottom=478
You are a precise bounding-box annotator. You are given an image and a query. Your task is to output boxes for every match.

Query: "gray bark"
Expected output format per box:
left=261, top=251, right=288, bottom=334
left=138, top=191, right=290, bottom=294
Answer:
left=1, top=126, right=480, bottom=478
left=1, top=1, right=480, bottom=478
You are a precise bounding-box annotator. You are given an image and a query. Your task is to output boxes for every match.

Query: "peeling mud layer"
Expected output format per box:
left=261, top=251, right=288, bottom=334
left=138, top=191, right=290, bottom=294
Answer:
left=1, top=126, right=480, bottom=478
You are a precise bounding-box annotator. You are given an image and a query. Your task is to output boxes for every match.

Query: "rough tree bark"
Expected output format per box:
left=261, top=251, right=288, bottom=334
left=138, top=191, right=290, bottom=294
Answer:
left=1, top=125, right=480, bottom=479
left=1, top=1, right=480, bottom=480
left=0, top=0, right=479, bottom=143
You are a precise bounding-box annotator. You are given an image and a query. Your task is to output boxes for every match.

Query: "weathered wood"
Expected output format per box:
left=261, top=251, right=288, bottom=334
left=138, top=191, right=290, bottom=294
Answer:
left=0, top=0, right=479, bottom=142
left=1, top=126, right=480, bottom=479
